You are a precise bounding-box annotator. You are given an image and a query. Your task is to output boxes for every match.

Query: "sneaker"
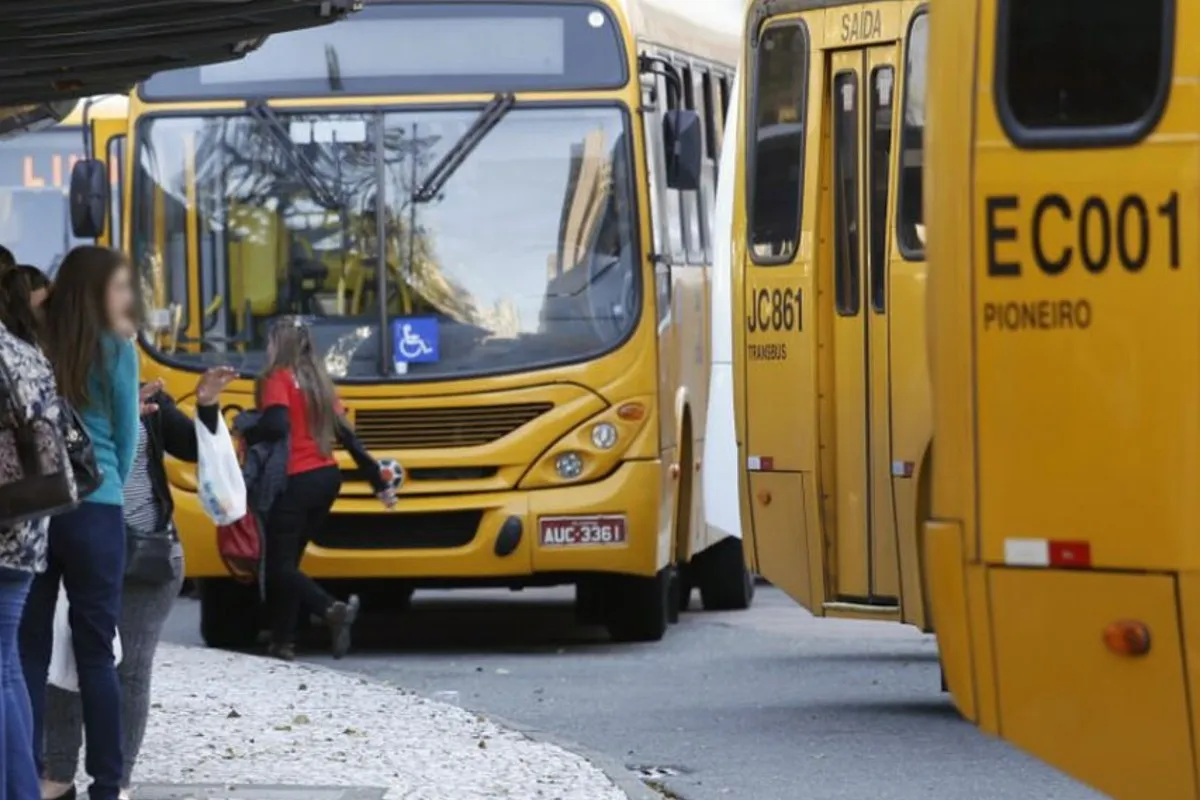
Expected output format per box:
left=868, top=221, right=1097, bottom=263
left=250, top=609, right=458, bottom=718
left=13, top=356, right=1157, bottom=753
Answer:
left=267, top=642, right=296, bottom=662
left=326, top=594, right=360, bottom=660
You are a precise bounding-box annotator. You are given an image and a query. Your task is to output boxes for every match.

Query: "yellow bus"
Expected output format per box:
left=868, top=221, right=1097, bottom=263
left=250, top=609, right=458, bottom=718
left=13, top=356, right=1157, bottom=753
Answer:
left=729, top=0, right=931, bottom=629
left=75, top=0, right=747, bottom=646
left=0, top=95, right=127, bottom=271
left=923, top=0, right=1197, bottom=797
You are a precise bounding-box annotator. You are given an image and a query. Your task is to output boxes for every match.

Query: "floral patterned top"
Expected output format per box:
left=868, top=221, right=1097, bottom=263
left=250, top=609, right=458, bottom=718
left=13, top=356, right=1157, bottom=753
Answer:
left=0, top=322, right=68, bottom=573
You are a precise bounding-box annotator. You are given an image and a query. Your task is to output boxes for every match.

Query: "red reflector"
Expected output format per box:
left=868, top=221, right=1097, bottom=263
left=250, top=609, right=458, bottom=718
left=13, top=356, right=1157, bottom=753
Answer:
left=1048, top=540, right=1091, bottom=569
left=760, top=456, right=774, bottom=471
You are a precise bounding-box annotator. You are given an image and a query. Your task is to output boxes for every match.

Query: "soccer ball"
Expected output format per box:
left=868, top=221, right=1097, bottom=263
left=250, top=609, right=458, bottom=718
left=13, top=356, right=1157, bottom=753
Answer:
left=378, top=458, right=405, bottom=491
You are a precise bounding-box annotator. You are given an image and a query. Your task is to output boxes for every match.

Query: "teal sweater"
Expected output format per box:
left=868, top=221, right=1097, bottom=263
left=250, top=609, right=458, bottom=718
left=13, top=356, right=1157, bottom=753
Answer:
left=78, top=335, right=139, bottom=506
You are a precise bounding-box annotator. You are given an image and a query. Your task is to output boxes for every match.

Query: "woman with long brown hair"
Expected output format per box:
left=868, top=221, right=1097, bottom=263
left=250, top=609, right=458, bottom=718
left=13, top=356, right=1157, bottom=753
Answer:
left=19, top=246, right=139, bottom=800
left=248, top=316, right=394, bottom=661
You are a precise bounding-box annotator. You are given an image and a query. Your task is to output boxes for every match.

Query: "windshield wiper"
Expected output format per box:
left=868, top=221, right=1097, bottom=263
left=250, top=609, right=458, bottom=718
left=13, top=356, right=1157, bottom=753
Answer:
left=247, top=99, right=342, bottom=210
left=413, top=92, right=515, bottom=203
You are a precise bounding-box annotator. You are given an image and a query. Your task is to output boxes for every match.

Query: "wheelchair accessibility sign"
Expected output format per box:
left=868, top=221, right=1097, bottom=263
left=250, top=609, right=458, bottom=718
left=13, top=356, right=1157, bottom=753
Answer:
left=391, top=317, right=439, bottom=374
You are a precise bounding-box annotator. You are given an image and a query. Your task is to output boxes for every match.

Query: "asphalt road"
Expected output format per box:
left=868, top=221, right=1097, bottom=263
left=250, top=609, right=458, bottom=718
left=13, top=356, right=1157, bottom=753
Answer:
left=163, top=586, right=1103, bottom=800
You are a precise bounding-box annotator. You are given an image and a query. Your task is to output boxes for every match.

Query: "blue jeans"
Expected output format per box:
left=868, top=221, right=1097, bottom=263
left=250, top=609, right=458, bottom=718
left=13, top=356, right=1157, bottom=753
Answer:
left=0, top=568, right=37, bottom=800
left=20, top=503, right=125, bottom=800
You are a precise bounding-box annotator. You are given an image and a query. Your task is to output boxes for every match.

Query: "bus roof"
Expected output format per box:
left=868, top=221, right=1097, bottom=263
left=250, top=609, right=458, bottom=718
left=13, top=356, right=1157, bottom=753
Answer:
left=616, top=0, right=742, bottom=66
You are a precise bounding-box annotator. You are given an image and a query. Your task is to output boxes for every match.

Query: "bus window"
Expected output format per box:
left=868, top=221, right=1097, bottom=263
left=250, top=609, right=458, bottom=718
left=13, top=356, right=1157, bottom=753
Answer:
left=868, top=66, right=893, bottom=313
left=998, top=0, right=1170, bottom=141
left=833, top=72, right=860, bottom=316
left=748, top=23, right=808, bottom=263
left=701, top=70, right=719, bottom=161
left=897, top=12, right=926, bottom=257
left=107, top=136, right=125, bottom=249
left=680, top=64, right=703, bottom=264
left=660, top=72, right=686, bottom=263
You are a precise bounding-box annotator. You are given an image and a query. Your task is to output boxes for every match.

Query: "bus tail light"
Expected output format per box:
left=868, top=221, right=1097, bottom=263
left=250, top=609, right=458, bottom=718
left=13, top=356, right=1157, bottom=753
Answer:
left=1103, top=620, right=1151, bottom=657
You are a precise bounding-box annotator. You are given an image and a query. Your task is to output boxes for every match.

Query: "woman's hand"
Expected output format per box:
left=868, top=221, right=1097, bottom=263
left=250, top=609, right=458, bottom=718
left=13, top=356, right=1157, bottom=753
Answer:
left=139, top=379, right=164, bottom=415
left=377, top=487, right=398, bottom=509
left=196, top=366, right=237, bottom=406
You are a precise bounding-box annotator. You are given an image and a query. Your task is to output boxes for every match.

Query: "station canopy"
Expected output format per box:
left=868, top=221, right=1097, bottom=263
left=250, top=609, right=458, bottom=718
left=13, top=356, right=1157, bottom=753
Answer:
left=0, top=0, right=361, bottom=130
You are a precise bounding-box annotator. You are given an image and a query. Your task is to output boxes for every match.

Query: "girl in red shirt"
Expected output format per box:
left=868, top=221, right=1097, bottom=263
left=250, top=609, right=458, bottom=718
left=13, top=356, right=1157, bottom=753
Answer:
left=250, top=317, right=395, bottom=660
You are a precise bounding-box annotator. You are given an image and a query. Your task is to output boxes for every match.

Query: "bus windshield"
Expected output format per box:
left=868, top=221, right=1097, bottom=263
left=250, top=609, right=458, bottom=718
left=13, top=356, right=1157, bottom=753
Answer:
left=0, top=129, right=90, bottom=274
left=132, top=105, right=639, bottom=381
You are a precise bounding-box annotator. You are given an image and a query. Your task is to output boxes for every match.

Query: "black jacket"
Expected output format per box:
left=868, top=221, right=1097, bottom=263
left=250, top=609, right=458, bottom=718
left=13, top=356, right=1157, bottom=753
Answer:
left=143, top=391, right=218, bottom=523
left=246, top=404, right=386, bottom=492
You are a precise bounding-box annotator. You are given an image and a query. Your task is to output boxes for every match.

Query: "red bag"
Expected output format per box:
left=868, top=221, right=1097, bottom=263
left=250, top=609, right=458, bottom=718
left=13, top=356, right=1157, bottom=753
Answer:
left=217, top=513, right=262, bottom=583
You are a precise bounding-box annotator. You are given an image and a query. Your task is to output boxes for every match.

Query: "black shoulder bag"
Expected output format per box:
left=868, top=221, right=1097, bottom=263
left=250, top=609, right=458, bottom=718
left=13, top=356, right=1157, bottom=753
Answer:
left=62, top=402, right=101, bottom=500
left=124, top=417, right=179, bottom=584
left=125, top=522, right=178, bottom=584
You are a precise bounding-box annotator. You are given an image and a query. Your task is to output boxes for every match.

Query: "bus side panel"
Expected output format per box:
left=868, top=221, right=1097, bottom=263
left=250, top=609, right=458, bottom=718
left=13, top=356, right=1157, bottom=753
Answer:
left=922, top=519, right=974, bottom=719
left=989, top=569, right=1195, bottom=800
left=747, top=471, right=812, bottom=608
left=971, top=0, right=1200, bottom=575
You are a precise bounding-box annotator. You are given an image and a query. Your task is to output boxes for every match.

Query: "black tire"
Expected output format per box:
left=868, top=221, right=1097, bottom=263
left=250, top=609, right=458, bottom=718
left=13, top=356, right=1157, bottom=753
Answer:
left=695, top=536, right=755, bottom=611
left=604, top=566, right=673, bottom=643
left=198, top=579, right=261, bottom=650
left=677, top=562, right=694, bottom=614
left=666, top=566, right=682, bottom=625
left=355, top=582, right=414, bottom=613
left=575, top=580, right=608, bottom=626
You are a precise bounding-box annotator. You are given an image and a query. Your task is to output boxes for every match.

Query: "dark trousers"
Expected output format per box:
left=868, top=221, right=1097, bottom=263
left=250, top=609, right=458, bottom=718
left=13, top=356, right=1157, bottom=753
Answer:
left=0, top=568, right=38, bottom=800
left=265, top=466, right=341, bottom=645
left=20, top=502, right=125, bottom=800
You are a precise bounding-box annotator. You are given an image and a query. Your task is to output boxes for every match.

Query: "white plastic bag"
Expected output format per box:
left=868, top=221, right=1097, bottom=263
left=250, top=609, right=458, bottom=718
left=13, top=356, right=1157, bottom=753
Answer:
left=196, top=413, right=246, bottom=526
left=48, top=583, right=122, bottom=693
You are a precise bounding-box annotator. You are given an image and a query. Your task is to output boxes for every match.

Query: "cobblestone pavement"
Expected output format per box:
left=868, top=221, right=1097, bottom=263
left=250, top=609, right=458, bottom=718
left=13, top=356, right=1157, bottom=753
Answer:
left=106, top=644, right=631, bottom=800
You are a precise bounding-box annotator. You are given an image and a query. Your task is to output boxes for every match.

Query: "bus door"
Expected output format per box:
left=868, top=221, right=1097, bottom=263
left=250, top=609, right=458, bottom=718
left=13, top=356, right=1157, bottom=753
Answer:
left=741, top=18, right=820, bottom=610
left=825, top=44, right=900, bottom=606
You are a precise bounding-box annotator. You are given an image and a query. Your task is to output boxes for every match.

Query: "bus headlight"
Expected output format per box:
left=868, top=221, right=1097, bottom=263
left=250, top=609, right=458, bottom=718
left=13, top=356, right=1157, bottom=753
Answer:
left=555, top=452, right=585, bottom=480
left=590, top=422, right=618, bottom=450
left=518, top=396, right=653, bottom=490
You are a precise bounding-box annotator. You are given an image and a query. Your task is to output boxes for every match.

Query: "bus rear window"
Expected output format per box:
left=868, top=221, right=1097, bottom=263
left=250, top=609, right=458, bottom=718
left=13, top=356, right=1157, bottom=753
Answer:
left=139, top=2, right=626, bottom=99
left=998, top=0, right=1171, bottom=143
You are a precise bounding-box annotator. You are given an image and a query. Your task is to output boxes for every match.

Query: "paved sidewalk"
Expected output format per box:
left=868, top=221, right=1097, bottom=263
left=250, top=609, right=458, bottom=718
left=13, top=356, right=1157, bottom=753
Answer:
left=78, top=644, right=632, bottom=800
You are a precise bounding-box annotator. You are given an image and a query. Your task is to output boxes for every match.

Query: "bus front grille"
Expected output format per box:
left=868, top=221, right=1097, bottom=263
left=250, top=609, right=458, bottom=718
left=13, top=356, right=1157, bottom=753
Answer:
left=314, top=510, right=482, bottom=550
left=350, top=403, right=553, bottom=450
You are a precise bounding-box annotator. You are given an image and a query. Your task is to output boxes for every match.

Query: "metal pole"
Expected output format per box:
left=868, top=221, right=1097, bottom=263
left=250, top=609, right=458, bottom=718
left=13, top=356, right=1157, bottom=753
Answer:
left=374, top=114, right=391, bottom=375
left=406, top=122, right=418, bottom=314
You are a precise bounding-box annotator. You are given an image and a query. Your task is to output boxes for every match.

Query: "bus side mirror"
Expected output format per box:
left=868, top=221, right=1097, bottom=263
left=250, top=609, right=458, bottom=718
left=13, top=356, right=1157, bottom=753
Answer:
left=69, top=158, right=109, bottom=239
left=663, top=109, right=702, bottom=191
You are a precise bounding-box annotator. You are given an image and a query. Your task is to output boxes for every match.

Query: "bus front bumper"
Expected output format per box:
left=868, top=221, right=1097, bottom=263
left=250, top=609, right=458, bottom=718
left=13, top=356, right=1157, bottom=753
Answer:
left=175, top=459, right=663, bottom=582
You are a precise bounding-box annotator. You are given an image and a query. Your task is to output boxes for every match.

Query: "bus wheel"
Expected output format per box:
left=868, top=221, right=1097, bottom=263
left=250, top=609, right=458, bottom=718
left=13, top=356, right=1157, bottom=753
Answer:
left=695, top=537, right=755, bottom=611
left=575, top=579, right=608, bottom=626
left=605, top=566, right=674, bottom=643
left=198, top=579, right=261, bottom=650
left=677, top=562, right=694, bottom=614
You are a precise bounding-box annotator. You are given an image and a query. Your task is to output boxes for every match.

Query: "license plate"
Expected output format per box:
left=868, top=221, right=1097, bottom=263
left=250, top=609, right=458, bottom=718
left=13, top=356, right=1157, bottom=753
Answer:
left=539, top=515, right=628, bottom=547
